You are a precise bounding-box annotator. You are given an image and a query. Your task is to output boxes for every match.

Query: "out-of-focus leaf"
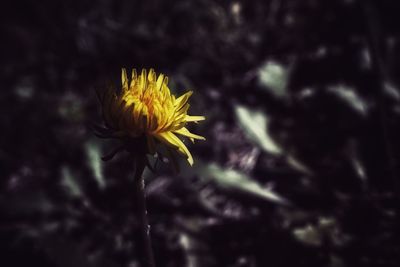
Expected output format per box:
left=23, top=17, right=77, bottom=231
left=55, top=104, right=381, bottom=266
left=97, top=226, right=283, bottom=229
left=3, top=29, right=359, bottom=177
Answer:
left=61, top=166, right=82, bottom=198
left=235, top=105, right=312, bottom=174
left=293, top=217, right=348, bottom=247
left=293, top=224, right=322, bottom=246
left=58, top=92, right=84, bottom=121
left=328, top=85, right=368, bottom=116
left=287, top=155, right=313, bottom=175
left=15, top=77, right=34, bottom=99
left=351, top=155, right=367, bottom=181
left=85, top=141, right=106, bottom=189
left=235, top=105, right=282, bottom=155
left=179, top=232, right=201, bottom=267
left=258, top=61, right=288, bottom=98
left=198, top=162, right=289, bottom=205
left=384, top=81, right=400, bottom=101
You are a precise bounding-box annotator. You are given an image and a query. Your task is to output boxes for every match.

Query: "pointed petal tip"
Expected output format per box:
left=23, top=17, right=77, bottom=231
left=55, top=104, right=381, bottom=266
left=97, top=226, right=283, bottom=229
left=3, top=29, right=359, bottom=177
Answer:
left=121, top=68, right=129, bottom=90
left=185, top=115, right=206, bottom=122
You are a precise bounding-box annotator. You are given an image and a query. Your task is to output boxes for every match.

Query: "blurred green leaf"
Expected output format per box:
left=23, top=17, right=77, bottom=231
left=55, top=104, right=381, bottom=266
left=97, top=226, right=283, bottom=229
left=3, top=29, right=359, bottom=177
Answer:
left=328, top=85, right=368, bottom=116
left=384, top=81, right=400, bottom=101
left=258, top=61, right=288, bottom=98
left=179, top=232, right=202, bottom=267
left=198, top=162, right=289, bottom=205
left=286, top=155, right=313, bottom=175
left=85, top=141, right=106, bottom=189
left=235, top=105, right=282, bottom=155
left=15, top=77, right=34, bottom=99
left=293, top=224, right=322, bottom=246
left=58, top=92, right=84, bottom=121
left=293, top=217, right=344, bottom=247
left=235, top=105, right=312, bottom=174
left=61, top=166, right=82, bottom=198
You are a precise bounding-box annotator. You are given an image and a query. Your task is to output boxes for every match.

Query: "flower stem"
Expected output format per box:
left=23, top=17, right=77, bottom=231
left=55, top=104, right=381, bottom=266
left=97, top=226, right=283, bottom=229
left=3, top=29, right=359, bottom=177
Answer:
left=134, top=156, right=156, bottom=267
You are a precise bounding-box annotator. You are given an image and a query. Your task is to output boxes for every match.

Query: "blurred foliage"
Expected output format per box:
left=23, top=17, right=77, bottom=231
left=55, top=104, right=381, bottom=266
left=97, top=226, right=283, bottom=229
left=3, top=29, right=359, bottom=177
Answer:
left=2, top=0, right=400, bottom=266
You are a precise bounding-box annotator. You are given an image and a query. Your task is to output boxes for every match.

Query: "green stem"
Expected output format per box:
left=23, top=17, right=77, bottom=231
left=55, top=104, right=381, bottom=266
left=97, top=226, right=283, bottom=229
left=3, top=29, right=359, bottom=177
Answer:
left=134, top=156, right=156, bottom=267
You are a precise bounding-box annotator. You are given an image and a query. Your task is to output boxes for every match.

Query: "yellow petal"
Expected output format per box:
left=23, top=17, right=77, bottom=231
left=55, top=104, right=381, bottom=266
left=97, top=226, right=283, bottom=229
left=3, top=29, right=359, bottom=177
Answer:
left=185, top=115, right=205, bottom=122
left=148, top=68, right=156, bottom=82
left=130, top=69, right=137, bottom=88
left=162, top=82, right=171, bottom=101
left=156, top=74, right=165, bottom=90
left=121, top=68, right=128, bottom=92
left=174, top=91, right=193, bottom=110
left=138, top=69, right=147, bottom=94
left=155, top=132, right=194, bottom=165
left=133, top=102, right=143, bottom=126
left=163, top=76, right=169, bottom=87
left=174, top=127, right=205, bottom=143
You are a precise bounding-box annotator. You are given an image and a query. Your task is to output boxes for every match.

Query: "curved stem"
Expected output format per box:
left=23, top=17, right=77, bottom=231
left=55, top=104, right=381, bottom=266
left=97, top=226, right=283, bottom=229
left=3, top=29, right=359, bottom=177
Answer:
left=134, top=156, right=156, bottom=267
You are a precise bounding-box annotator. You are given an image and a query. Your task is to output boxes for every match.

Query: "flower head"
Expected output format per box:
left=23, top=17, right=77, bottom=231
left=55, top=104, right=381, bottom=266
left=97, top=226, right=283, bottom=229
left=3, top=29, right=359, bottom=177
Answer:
left=98, top=68, right=205, bottom=165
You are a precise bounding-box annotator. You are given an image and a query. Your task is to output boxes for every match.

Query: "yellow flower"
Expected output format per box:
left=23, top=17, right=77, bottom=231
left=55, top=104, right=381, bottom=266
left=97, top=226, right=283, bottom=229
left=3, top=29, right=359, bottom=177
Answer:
left=99, top=68, right=205, bottom=165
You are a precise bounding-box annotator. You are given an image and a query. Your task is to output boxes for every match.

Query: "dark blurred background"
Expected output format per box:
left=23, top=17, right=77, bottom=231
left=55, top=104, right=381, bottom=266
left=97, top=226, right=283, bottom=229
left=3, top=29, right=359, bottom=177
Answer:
left=2, top=0, right=400, bottom=266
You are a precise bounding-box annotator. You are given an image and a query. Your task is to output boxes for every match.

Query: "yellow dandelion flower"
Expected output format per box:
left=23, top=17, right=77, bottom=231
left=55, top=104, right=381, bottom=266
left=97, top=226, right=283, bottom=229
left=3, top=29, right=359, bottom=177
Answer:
left=99, top=68, right=205, bottom=165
